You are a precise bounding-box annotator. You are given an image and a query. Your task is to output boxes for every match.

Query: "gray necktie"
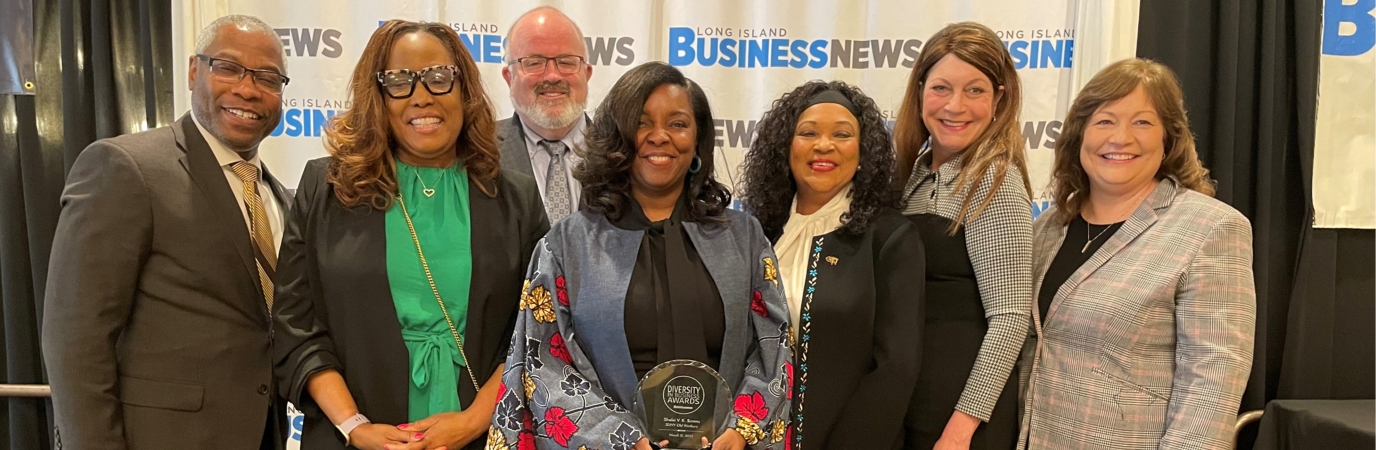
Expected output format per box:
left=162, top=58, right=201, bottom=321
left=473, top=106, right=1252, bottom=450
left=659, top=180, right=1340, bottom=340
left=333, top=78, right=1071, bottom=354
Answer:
left=540, top=140, right=572, bottom=223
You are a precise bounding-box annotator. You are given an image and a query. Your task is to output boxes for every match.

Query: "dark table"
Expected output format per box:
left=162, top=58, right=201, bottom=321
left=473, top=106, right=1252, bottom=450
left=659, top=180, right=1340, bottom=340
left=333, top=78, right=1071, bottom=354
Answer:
left=1253, top=399, right=1374, bottom=450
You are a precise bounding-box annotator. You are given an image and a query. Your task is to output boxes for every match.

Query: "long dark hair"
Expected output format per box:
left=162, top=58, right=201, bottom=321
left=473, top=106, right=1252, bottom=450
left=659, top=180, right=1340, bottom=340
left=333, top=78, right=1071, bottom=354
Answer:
left=740, top=80, right=899, bottom=240
left=574, top=61, right=731, bottom=223
left=326, top=20, right=500, bottom=209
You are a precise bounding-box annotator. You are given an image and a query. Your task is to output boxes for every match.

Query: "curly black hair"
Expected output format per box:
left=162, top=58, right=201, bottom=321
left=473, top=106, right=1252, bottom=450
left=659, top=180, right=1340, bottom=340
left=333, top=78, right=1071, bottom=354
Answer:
left=739, top=80, right=900, bottom=241
left=574, top=61, right=731, bottom=224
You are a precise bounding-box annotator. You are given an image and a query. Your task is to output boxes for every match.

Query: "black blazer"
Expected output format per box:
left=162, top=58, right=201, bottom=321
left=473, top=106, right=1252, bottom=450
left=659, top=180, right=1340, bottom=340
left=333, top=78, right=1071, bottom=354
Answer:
left=273, top=157, right=549, bottom=450
left=787, top=208, right=925, bottom=450
left=43, top=114, right=290, bottom=450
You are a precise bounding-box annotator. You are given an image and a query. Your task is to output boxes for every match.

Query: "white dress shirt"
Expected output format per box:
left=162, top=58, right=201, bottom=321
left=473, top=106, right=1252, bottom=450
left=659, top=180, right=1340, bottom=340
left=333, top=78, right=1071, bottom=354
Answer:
left=773, top=183, right=853, bottom=335
left=190, top=114, right=285, bottom=252
left=522, top=116, right=587, bottom=209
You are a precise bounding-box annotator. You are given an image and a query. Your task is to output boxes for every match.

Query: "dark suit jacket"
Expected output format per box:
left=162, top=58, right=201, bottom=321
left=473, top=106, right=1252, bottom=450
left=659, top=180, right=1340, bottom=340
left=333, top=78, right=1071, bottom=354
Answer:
left=496, top=114, right=537, bottom=179
left=42, top=113, right=291, bottom=450
left=783, top=209, right=926, bottom=450
left=495, top=112, right=592, bottom=180
left=273, top=157, right=549, bottom=450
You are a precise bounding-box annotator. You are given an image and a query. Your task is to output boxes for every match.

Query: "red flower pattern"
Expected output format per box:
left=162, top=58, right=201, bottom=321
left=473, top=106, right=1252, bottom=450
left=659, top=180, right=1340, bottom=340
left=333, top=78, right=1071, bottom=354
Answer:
left=750, top=290, right=767, bottom=317
left=785, top=363, right=794, bottom=399
left=549, top=332, right=573, bottom=365
left=497, top=382, right=508, bottom=403
left=734, top=391, right=769, bottom=422
left=555, top=276, right=569, bottom=307
left=544, top=407, right=580, bottom=446
left=518, top=410, right=537, bottom=450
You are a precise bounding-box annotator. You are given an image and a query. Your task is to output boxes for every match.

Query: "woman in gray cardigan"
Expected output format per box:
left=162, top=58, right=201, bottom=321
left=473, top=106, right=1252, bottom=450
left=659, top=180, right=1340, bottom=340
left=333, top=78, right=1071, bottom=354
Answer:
left=1018, top=58, right=1255, bottom=450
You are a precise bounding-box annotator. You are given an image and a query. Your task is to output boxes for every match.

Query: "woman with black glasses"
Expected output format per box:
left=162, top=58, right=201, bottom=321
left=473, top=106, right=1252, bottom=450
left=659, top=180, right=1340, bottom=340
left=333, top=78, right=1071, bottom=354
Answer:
left=273, top=20, right=548, bottom=450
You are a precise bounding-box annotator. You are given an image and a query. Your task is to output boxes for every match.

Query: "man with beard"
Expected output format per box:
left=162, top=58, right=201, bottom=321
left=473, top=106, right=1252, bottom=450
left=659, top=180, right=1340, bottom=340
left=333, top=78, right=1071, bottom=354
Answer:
left=42, top=14, right=291, bottom=450
left=499, top=6, right=593, bottom=224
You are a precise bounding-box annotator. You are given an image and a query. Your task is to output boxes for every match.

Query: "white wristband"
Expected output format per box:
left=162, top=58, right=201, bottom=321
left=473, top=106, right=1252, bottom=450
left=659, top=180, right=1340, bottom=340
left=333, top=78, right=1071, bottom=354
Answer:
left=336, top=413, right=370, bottom=447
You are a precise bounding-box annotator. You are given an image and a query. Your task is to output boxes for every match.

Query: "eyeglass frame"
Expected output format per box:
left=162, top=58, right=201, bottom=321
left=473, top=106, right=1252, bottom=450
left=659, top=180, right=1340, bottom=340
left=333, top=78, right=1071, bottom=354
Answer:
left=194, top=54, right=290, bottom=94
left=374, top=64, right=462, bottom=100
left=508, top=54, right=587, bottom=76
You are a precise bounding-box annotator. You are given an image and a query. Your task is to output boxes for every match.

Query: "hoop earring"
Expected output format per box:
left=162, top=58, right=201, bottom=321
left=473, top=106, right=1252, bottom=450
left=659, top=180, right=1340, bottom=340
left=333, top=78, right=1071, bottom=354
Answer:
left=688, top=155, right=702, bottom=174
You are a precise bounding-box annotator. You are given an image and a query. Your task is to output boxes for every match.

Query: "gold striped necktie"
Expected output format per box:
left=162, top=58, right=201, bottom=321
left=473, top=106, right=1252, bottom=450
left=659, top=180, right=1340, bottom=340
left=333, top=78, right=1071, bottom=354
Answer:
left=230, top=161, right=277, bottom=309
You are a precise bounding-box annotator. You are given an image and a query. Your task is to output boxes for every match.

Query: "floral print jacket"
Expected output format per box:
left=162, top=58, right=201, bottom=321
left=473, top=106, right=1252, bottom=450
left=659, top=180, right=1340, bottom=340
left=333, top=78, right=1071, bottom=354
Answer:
left=487, top=210, right=793, bottom=450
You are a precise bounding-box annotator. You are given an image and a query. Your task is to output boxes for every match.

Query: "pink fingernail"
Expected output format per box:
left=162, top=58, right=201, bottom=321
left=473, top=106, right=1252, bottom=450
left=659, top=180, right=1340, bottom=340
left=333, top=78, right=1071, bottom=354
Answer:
left=415, top=433, right=425, bottom=440
left=398, top=423, right=409, bottom=430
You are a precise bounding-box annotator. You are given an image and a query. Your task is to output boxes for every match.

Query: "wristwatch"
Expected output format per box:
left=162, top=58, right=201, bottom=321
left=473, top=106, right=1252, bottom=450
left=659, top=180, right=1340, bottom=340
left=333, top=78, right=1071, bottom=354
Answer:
left=336, top=413, right=370, bottom=447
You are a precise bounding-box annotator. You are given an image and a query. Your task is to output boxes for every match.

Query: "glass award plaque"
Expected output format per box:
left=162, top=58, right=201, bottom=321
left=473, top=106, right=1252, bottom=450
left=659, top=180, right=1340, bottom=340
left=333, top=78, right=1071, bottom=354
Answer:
left=634, top=359, right=731, bottom=449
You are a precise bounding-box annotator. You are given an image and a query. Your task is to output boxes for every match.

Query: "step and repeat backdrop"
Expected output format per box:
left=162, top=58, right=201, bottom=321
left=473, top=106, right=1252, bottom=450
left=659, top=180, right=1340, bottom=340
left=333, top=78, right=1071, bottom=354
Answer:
left=171, top=1, right=1137, bottom=446
left=173, top=0, right=1142, bottom=212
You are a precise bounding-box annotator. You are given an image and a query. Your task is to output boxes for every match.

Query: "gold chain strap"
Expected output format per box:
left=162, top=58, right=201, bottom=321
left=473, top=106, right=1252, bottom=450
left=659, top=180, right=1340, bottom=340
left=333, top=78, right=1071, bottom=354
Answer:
left=397, top=194, right=483, bottom=392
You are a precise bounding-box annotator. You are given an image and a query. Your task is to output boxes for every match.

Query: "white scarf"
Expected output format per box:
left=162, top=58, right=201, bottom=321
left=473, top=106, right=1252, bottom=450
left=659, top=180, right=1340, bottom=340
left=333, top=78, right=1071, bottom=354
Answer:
left=773, top=183, right=854, bottom=335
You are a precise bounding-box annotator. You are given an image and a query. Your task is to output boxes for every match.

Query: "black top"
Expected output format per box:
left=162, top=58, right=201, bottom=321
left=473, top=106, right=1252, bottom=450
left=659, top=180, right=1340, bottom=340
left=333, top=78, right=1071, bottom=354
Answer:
left=1037, top=215, right=1125, bottom=319
left=612, top=198, right=725, bottom=380
left=904, top=213, right=1020, bottom=450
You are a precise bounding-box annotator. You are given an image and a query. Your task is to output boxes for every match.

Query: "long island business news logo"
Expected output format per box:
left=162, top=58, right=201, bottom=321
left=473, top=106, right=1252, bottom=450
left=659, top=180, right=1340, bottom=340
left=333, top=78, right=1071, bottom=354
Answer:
left=669, top=27, right=1076, bottom=70
left=271, top=26, right=345, bottom=138
left=271, top=99, right=348, bottom=138
left=373, top=22, right=638, bottom=66
left=1323, top=0, right=1374, bottom=56
left=276, top=28, right=343, bottom=58
left=713, top=117, right=1064, bottom=152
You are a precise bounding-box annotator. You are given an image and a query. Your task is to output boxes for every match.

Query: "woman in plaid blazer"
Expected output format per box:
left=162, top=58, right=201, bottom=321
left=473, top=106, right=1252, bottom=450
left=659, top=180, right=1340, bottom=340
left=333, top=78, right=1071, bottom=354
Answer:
left=1017, top=58, right=1256, bottom=450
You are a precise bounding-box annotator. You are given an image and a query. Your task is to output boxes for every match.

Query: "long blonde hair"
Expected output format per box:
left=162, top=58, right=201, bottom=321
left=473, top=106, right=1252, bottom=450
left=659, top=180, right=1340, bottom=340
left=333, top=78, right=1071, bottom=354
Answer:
left=894, top=22, right=1032, bottom=231
left=1048, top=58, right=1215, bottom=225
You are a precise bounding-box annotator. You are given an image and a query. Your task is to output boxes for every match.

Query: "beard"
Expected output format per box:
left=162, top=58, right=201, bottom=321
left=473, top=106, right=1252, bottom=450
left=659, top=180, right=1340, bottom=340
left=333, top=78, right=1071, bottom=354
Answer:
left=512, top=80, right=586, bottom=130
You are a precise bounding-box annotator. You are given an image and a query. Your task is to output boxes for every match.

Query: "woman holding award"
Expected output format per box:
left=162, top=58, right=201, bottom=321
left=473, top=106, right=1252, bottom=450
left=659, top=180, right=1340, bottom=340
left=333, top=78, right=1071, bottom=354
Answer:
left=739, top=80, right=926, bottom=450
left=488, top=61, right=792, bottom=450
left=273, top=21, right=549, bottom=450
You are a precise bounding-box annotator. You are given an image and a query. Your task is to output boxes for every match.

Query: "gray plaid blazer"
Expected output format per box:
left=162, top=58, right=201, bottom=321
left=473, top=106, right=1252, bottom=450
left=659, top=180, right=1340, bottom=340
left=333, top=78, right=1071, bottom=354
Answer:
left=1016, top=178, right=1256, bottom=450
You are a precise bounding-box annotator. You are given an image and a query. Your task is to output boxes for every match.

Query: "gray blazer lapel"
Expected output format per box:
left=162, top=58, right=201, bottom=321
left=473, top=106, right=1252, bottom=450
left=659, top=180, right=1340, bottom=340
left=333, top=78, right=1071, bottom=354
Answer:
left=1030, top=217, right=1066, bottom=329
left=498, top=115, right=535, bottom=178
left=683, top=221, right=750, bottom=388
left=1045, top=178, right=1178, bottom=322
left=566, top=215, right=643, bottom=406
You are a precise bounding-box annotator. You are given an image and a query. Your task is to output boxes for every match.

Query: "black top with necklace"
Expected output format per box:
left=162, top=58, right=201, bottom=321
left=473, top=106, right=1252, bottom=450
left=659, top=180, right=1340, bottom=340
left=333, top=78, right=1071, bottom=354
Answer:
left=611, top=197, right=726, bottom=379
left=1037, top=215, right=1125, bottom=319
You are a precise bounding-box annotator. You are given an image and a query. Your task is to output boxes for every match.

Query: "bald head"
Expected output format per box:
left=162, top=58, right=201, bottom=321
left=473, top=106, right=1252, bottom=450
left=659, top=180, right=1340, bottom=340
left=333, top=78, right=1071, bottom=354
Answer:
left=505, top=6, right=587, bottom=61
left=503, top=6, right=593, bottom=140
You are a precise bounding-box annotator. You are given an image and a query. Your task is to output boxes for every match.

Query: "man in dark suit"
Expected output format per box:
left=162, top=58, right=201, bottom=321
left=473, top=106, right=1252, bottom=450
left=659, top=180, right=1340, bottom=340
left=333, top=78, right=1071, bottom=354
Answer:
left=42, top=14, right=291, bottom=450
left=499, top=6, right=593, bottom=224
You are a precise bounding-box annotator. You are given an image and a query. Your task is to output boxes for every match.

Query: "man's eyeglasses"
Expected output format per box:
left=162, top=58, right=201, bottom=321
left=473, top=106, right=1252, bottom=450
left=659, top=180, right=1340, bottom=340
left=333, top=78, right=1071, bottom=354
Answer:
left=376, top=65, right=460, bottom=99
left=510, top=55, right=586, bottom=76
left=196, top=55, right=289, bottom=95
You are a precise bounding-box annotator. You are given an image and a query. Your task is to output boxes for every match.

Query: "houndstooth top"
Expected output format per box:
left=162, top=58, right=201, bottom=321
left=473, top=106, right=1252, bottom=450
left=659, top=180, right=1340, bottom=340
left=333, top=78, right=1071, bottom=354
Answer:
left=901, top=149, right=1034, bottom=422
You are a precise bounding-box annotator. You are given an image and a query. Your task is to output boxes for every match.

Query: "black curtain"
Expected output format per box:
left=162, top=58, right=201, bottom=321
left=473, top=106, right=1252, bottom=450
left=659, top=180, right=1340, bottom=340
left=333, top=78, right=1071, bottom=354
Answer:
left=1138, top=0, right=1375, bottom=448
left=0, top=0, right=171, bottom=447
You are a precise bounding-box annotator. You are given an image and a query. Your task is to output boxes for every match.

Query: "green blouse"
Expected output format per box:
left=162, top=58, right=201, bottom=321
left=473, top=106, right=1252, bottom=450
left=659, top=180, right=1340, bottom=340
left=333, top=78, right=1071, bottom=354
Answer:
left=386, top=160, right=472, bottom=422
